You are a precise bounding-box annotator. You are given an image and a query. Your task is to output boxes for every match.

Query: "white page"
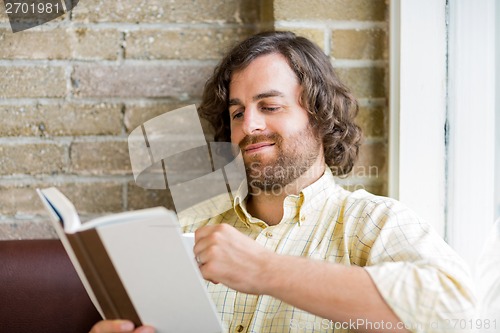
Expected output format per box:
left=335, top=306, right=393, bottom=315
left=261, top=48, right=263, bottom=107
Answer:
left=97, top=214, right=222, bottom=333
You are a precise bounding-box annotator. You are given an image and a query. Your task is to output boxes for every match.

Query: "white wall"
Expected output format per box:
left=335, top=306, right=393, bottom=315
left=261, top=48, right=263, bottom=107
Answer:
left=446, top=0, right=496, bottom=268
left=389, top=0, right=447, bottom=236
left=390, top=0, right=497, bottom=269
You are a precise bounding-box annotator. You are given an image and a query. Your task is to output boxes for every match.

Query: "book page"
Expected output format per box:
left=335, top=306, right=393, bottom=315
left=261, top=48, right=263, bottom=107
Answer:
left=37, top=187, right=81, bottom=233
left=97, top=214, right=222, bottom=333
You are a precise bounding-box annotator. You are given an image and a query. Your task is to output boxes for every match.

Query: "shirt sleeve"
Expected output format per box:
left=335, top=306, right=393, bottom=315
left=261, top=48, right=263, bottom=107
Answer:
left=358, top=198, right=476, bottom=333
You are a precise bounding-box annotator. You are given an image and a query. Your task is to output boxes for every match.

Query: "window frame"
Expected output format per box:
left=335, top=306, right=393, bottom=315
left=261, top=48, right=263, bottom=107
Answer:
left=389, top=0, right=497, bottom=268
left=446, top=0, right=496, bottom=268
left=389, top=0, right=448, bottom=236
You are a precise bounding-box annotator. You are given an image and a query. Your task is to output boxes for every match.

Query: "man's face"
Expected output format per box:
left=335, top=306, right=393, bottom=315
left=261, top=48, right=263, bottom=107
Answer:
left=228, top=53, right=323, bottom=193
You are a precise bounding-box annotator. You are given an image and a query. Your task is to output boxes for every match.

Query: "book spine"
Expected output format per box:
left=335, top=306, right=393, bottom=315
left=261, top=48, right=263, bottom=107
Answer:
left=67, top=230, right=142, bottom=327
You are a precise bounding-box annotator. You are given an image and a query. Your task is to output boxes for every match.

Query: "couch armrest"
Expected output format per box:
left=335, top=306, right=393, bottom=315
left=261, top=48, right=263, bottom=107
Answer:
left=0, top=239, right=102, bottom=333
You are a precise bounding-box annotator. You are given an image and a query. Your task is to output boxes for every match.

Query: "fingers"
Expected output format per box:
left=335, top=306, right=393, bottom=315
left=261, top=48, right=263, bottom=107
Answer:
left=194, top=224, right=222, bottom=243
left=193, top=223, right=273, bottom=294
left=195, top=224, right=234, bottom=248
left=90, top=320, right=134, bottom=333
left=89, top=320, right=155, bottom=333
left=135, top=326, right=155, bottom=333
left=194, top=225, right=232, bottom=282
left=194, top=224, right=233, bottom=263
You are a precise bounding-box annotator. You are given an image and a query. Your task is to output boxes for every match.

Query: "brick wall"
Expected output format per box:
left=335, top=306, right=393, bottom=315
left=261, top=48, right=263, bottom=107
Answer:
left=0, top=0, right=388, bottom=239
left=269, top=0, right=388, bottom=195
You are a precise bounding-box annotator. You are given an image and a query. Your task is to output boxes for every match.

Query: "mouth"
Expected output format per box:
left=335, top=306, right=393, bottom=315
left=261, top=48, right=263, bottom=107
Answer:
left=244, top=142, right=275, bottom=153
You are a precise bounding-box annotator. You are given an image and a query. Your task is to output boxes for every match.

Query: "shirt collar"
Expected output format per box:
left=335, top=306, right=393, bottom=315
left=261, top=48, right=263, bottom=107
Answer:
left=232, top=165, right=336, bottom=227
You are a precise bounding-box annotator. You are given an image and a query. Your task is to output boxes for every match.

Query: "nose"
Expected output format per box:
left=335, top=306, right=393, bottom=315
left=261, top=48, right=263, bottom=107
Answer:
left=242, top=107, right=266, bottom=135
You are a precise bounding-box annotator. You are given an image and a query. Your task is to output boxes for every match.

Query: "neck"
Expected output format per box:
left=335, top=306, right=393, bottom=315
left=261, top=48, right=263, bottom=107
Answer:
left=246, top=157, right=325, bottom=226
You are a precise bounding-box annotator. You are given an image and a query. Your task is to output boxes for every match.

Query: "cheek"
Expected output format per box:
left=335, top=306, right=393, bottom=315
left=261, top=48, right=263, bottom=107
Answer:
left=275, top=119, right=306, bottom=138
left=230, top=126, right=242, bottom=144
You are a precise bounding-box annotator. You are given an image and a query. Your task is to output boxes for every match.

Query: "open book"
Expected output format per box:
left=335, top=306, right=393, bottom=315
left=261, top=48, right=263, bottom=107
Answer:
left=36, top=187, right=223, bottom=333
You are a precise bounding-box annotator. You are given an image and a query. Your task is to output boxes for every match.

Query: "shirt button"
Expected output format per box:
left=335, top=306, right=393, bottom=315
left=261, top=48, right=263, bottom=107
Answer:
left=300, top=215, right=306, bottom=222
left=236, top=324, right=244, bottom=332
left=265, top=231, right=273, bottom=238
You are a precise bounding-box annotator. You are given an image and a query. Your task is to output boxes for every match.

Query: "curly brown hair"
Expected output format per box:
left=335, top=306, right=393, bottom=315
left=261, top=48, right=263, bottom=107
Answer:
left=198, top=31, right=363, bottom=176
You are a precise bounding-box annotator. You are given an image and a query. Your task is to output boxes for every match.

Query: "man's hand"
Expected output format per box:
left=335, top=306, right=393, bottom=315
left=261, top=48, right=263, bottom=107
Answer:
left=89, top=320, right=155, bottom=333
left=194, top=223, right=276, bottom=294
left=194, top=224, right=410, bottom=332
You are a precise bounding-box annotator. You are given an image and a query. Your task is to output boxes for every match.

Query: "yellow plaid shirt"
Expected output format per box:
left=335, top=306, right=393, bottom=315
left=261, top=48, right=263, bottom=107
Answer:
left=180, top=167, right=475, bottom=333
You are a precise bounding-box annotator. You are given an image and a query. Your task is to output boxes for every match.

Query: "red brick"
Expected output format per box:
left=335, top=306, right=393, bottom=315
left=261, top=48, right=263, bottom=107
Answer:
left=274, top=0, right=386, bottom=21
left=286, top=29, right=325, bottom=50
left=127, top=182, right=175, bottom=211
left=0, top=103, right=123, bottom=136
left=0, top=182, right=124, bottom=216
left=335, top=67, right=386, bottom=99
left=70, top=28, right=121, bottom=60
left=357, top=106, right=386, bottom=138
left=0, top=29, right=70, bottom=59
left=332, top=29, right=386, bottom=60
left=58, top=182, right=124, bottom=214
left=70, top=140, right=131, bottom=175
left=0, top=143, right=67, bottom=175
left=124, top=103, right=194, bottom=133
left=126, top=28, right=254, bottom=60
left=0, top=221, right=57, bottom=240
left=72, top=64, right=212, bottom=98
left=0, top=66, right=66, bottom=98
left=0, top=184, right=43, bottom=215
left=71, top=0, right=259, bottom=24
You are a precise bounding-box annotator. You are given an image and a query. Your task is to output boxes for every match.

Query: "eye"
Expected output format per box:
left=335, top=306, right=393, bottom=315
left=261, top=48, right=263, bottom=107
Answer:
left=261, top=106, right=281, bottom=112
left=229, top=104, right=244, bottom=120
left=232, top=112, right=243, bottom=120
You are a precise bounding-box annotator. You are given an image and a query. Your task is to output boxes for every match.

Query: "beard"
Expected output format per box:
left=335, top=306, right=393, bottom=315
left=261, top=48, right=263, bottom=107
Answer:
left=239, top=123, right=322, bottom=194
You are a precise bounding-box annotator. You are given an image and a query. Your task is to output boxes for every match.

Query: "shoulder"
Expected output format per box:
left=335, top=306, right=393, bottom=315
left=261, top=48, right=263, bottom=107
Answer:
left=337, top=188, right=423, bottom=228
left=332, top=187, right=440, bottom=256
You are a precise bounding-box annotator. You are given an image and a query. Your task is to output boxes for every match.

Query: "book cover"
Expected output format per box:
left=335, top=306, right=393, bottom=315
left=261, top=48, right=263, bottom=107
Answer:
left=37, top=187, right=223, bottom=333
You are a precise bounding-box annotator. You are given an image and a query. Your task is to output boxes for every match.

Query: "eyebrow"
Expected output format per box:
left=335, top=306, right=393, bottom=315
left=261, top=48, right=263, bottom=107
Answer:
left=228, top=89, right=285, bottom=106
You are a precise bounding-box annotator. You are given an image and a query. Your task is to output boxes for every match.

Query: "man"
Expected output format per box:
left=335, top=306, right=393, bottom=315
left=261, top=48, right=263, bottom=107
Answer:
left=91, top=31, right=474, bottom=333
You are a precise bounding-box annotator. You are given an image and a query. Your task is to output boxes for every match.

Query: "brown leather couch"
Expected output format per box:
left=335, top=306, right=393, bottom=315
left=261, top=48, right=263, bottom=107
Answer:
left=0, top=239, right=102, bottom=333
